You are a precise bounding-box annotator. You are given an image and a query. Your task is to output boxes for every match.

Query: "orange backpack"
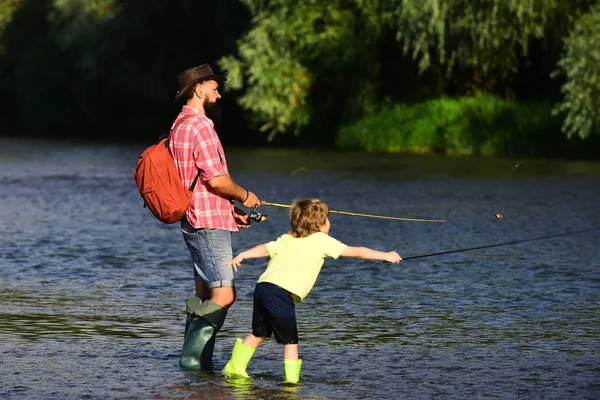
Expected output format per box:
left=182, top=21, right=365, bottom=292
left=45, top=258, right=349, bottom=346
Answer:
left=134, top=116, right=199, bottom=224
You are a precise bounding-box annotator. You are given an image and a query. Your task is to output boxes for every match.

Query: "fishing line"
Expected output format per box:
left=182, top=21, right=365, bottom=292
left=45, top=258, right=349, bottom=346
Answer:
left=481, top=160, right=523, bottom=219
left=402, top=227, right=599, bottom=260
left=261, top=202, right=445, bottom=223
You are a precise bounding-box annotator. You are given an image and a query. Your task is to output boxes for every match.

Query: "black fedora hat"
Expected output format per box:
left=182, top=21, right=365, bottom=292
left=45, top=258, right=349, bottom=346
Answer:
left=174, top=63, right=226, bottom=102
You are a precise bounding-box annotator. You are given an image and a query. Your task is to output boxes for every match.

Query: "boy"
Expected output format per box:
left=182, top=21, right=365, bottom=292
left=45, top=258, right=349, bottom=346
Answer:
left=222, top=198, right=401, bottom=383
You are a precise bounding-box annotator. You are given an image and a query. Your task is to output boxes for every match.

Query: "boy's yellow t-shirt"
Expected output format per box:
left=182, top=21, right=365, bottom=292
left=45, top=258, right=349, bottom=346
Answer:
left=257, top=232, right=347, bottom=302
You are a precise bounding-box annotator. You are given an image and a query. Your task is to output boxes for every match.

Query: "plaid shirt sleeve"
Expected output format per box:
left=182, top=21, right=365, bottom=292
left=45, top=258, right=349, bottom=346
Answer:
left=192, top=118, right=227, bottom=181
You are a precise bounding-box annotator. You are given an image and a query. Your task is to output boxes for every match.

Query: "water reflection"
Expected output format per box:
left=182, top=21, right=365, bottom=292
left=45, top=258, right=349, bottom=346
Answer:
left=0, top=313, right=168, bottom=341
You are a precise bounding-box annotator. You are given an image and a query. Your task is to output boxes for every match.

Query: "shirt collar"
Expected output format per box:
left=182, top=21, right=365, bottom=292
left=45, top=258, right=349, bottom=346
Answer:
left=181, top=105, right=214, bottom=127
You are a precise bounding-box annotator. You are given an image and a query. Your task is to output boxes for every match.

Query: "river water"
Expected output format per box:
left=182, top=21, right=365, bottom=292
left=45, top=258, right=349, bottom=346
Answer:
left=1, top=138, right=599, bottom=399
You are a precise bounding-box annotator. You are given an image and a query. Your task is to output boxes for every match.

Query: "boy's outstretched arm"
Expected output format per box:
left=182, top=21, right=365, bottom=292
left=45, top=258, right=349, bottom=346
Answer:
left=340, top=246, right=401, bottom=263
left=226, top=244, right=269, bottom=271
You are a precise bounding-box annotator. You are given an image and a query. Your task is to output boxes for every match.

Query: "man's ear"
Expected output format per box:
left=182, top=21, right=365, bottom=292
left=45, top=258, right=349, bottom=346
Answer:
left=194, top=83, right=203, bottom=99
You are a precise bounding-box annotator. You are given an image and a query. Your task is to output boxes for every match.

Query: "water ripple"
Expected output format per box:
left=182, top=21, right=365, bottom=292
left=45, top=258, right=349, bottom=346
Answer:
left=1, top=141, right=599, bottom=399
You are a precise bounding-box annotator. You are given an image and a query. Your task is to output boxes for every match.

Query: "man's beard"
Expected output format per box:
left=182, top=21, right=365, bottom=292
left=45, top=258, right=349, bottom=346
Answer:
left=204, top=99, right=221, bottom=123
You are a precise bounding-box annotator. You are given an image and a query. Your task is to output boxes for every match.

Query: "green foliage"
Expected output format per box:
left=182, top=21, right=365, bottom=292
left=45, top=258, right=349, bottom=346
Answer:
left=0, top=0, right=598, bottom=152
left=554, top=3, right=600, bottom=139
left=337, top=96, right=566, bottom=157
left=0, top=0, right=22, bottom=53
left=0, top=0, right=250, bottom=137
left=219, top=0, right=384, bottom=139
left=221, top=0, right=594, bottom=139
left=50, top=0, right=118, bottom=66
left=220, top=43, right=312, bottom=140
left=391, top=0, right=573, bottom=84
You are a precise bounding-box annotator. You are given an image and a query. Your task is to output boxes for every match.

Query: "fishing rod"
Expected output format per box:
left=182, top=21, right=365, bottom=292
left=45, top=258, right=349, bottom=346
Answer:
left=402, top=227, right=599, bottom=260
left=253, top=202, right=446, bottom=223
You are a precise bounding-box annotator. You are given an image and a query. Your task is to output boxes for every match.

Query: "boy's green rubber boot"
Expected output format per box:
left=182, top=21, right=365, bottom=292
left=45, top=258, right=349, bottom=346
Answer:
left=222, top=338, right=256, bottom=378
left=179, top=297, right=227, bottom=370
left=284, top=358, right=302, bottom=384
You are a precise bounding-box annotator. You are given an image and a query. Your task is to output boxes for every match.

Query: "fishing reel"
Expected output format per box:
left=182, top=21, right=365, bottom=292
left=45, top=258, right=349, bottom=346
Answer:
left=249, top=207, right=267, bottom=223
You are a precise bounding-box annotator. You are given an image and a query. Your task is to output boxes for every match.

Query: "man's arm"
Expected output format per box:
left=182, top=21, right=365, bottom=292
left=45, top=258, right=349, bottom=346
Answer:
left=207, top=174, right=260, bottom=208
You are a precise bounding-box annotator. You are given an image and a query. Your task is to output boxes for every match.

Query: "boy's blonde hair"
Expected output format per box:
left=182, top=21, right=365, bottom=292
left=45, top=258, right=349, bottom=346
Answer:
left=289, top=198, right=329, bottom=238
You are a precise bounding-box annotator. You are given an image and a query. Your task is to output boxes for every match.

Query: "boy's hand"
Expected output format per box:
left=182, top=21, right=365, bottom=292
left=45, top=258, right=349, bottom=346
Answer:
left=225, top=254, right=245, bottom=272
left=386, top=251, right=402, bottom=264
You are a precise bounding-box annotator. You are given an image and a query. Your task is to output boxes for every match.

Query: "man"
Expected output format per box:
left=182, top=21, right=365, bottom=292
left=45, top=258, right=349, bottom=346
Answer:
left=169, top=63, right=261, bottom=370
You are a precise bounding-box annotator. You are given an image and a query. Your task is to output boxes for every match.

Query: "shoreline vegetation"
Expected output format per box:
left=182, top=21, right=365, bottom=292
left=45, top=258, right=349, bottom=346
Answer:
left=337, top=96, right=599, bottom=159
left=0, top=1, right=598, bottom=158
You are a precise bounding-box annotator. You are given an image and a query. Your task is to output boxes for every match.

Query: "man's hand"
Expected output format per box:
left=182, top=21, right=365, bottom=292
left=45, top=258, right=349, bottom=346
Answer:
left=242, top=191, right=261, bottom=209
left=234, top=207, right=251, bottom=229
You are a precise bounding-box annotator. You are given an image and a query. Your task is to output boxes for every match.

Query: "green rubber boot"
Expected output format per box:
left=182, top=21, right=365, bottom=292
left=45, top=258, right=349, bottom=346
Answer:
left=199, top=334, right=217, bottom=369
left=284, top=358, right=302, bottom=384
left=222, top=338, right=256, bottom=378
left=183, top=297, right=207, bottom=338
left=179, top=298, right=227, bottom=370
left=182, top=297, right=217, bottom=368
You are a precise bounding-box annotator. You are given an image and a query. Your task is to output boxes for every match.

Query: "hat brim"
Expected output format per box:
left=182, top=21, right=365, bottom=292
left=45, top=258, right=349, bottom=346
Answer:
left=174, top=75, right=227, bottom=102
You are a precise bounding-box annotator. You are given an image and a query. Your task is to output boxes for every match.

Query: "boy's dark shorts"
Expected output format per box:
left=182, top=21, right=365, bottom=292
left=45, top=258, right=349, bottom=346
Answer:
left=252, top=282, right=298, bottom=345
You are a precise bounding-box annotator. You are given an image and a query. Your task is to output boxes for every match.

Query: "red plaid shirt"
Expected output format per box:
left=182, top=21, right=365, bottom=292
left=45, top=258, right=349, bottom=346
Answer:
left=169, top=106, right=237, bottom=231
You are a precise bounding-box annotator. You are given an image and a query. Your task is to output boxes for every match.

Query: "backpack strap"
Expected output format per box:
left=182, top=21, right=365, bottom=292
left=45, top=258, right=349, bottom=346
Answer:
left=163, top=115, right=192, bottom=146
left=166, top=114, right=201, bottom=192
left=189, top=171, right=200, bottom=191
left=168, top=115, right=192, bottom=137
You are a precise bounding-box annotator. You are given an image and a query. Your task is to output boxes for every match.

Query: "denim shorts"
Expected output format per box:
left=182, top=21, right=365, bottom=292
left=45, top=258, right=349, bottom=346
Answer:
left=180, top=218, right=234, bottom=288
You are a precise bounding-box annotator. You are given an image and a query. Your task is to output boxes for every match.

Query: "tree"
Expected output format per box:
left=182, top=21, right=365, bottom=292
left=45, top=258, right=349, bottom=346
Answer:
left=220, top=0, right=384, bottom=140
left=554, top=3, right=600, bottom=139
left=0, top=0, right=250, bottom=137
left=0, top=0, right=22, bottom=54
left=393, top=0, right=575, bottom=93
left=220, top=0, right=591, bottom=138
